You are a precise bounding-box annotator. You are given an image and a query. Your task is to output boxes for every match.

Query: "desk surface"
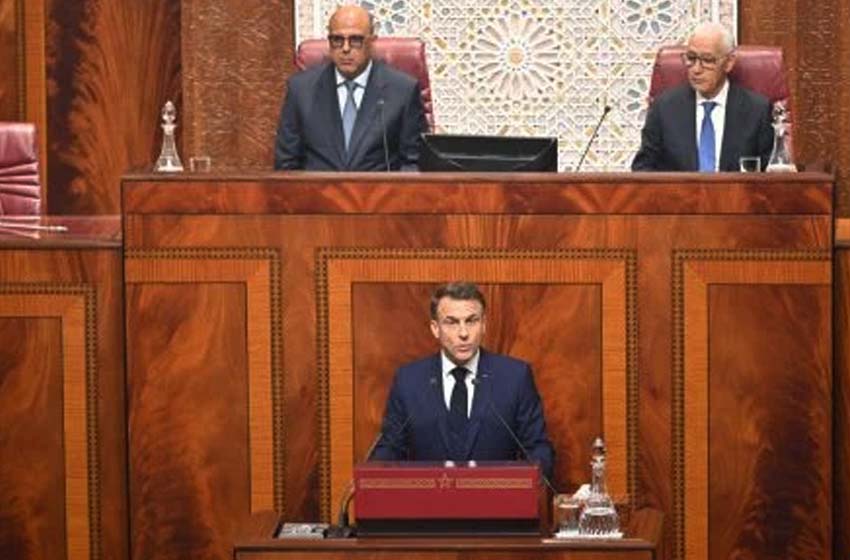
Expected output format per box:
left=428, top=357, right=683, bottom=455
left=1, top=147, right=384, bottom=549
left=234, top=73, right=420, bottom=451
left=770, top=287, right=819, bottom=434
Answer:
left=234, top=510, right=663, bottom=560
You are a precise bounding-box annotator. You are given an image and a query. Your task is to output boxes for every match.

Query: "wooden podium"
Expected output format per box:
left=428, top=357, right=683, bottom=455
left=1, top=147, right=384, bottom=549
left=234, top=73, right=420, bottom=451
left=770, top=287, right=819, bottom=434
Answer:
left=117, top=170, right=833, bottom=560
left=233, top=509, right=664, bottom=560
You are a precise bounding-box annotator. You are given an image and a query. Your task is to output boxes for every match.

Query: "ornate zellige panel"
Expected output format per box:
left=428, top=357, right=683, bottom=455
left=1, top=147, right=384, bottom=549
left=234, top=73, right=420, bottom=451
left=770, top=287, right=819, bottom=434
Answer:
left=671, top=249, right=831, bottom=560
left=315, top=247, right=638, bottom=522
left=124, top=248, right=285, bottom=514
left=0, top=285, right=99, bottom=560
left=296, top=0, right=736, bottom=171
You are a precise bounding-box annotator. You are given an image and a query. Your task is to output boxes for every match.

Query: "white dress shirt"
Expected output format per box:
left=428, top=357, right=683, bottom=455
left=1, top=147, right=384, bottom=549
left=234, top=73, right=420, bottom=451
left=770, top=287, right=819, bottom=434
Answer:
left=441, top=350, right=479, bottom=417
left=335, top=61, right=372, bottom=117
left=695, top=79, right=730, bottom=171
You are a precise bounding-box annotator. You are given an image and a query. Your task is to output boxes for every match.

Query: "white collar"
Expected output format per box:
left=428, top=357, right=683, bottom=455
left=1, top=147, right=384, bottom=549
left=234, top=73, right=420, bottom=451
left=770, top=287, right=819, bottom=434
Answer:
left=335, top=60, right=373, bottom=89
left=441, top=350, right=480, bottom=379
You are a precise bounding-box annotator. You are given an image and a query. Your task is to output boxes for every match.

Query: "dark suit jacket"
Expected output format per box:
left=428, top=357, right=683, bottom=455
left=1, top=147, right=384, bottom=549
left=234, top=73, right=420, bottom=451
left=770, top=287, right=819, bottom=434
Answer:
left=631, top=82, right=774, bottom=172
left=371, top=349, right=555, bottom=481
left=274, top=60, right=426, bottom=171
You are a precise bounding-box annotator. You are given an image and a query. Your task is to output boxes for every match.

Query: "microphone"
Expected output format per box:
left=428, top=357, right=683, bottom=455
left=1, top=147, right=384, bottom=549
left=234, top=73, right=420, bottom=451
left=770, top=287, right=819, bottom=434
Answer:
left=326, top=412, right=415, bottom=538
left=473, top=372, right=558, bottom=497
left=377, top=99, right=391, bottom=171
left=574, top=104, right=612, bottom=172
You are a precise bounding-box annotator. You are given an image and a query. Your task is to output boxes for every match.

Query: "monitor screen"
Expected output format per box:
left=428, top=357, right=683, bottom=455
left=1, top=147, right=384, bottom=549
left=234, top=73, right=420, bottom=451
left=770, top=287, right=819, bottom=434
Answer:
left=419, top=134, right=558, bottom=172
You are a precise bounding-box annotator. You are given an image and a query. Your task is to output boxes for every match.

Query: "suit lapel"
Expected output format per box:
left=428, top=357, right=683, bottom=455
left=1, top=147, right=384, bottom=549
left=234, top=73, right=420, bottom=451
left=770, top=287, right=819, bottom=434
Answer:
left=346, top=61, right=385, bottom=168
left=429, top=354, right=452, bottom=457
left=317, top=64, right=347, bottom=168
left=718, top=84, right=741, bottom=172
left=462, top=351, right=489, bottom=459
left=681, top=87, right=698, bottom=171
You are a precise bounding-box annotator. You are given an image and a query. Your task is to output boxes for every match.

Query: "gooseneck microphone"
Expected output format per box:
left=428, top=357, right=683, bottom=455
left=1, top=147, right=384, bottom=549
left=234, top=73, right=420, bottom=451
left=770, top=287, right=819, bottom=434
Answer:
left=377, top=99, right=391, bottom=171
left=326, top=412, right=414, bottom=538
left=473, top=372, right=559, bottom=497
left=574, top=105, right=612, bottom=172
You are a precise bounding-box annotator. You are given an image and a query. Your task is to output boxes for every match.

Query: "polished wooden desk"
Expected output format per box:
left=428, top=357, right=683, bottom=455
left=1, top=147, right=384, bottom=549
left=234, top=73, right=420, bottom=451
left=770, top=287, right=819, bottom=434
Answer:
left=233, top=510, right=664, bottom=560
left=121, top=171, right=833, bottom=560
left=0, top=216, right=126, bottom=560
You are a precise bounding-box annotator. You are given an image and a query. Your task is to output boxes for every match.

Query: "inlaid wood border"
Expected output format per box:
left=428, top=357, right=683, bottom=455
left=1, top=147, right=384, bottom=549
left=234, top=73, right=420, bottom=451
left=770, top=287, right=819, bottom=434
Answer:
left=0, top=284, right=99, bottom=560
left=671, top=249, right=831, bottom=560
left=315, top=247, right=639, bottom=522
left=125, top=247, right=285, bottom=514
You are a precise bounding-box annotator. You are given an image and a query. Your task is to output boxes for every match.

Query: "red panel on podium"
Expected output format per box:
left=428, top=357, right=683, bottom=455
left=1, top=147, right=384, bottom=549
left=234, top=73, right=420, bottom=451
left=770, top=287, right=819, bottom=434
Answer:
left=354, top=462, right=543, bottom=535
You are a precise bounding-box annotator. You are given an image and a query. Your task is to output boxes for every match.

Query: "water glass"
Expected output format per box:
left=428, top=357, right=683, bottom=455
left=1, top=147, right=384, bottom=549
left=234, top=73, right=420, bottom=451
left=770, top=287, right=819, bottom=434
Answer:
left=739, top=156, right=761, bottom=173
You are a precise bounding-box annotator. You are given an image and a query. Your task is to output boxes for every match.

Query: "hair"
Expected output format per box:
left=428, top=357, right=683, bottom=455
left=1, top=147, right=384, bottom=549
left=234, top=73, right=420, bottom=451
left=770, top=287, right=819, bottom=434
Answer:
left=690, top=22, right=736, bottom=54
left=430, top=282, right=486, bottom=319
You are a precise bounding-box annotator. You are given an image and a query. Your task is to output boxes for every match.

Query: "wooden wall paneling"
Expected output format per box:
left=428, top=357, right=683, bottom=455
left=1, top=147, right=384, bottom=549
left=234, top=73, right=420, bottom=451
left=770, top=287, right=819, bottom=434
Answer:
left=0, top=0, right=22, bottom=120
left=181, top=0, right=294, bottom=169
left=318, top=250, right=636, bottom=520
left=121, top=173, right=833, bottom=560
left=741, top=0, right=850, bottom=214
left=0, top=230, right=126, bottom=560
left=44, top=0, right=180, bottom=214
left=673, top=254, right=831, bottom=560
left=124, top=249, right=282, bottom=560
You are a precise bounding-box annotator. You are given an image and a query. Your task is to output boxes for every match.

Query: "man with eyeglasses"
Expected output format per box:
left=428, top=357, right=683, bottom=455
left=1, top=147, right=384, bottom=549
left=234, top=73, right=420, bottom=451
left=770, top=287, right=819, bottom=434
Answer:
left=632, top=22, right=773, bottom=172
left=274, top=5, right=426, bottom=171
left=371, top=282, right=554, bottom=482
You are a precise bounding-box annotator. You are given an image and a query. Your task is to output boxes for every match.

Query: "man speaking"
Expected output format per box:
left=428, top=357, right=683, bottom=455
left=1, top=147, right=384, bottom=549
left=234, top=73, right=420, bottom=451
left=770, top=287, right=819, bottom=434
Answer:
left=371, top=282, right=555, bottom=480
left=274, top=5, right=426, bottom=171
left=631, top=22, right=774, bottom=172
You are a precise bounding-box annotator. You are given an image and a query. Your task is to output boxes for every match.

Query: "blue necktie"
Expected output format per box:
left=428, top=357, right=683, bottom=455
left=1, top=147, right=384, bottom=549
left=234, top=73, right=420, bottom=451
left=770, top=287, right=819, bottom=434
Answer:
left=698, top=101, right=717, bottom=172
left=342, top=80, right=358, bottom=152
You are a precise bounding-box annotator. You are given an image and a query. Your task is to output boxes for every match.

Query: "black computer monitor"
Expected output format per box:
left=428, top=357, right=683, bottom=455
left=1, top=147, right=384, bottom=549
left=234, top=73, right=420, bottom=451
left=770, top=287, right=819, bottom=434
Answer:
left=419, top=134, right=558, bottom=172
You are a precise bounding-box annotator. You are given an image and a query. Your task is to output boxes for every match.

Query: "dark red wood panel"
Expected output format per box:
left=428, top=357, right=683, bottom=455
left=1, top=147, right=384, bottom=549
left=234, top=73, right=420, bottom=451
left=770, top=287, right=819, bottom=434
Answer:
left=0, top=318, right=65, bottom=560
left=709, top=284, right=830, bottom=559
left=45, top=0, right=180, bottom=213
left=127, top=283, right=250, bottom=560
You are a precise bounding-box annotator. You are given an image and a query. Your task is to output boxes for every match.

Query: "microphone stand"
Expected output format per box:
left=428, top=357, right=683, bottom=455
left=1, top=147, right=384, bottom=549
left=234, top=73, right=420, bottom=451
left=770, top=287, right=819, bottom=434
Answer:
left=574, top=105, right=612, bottom=172
left=377, top=99, right=391, bottom=171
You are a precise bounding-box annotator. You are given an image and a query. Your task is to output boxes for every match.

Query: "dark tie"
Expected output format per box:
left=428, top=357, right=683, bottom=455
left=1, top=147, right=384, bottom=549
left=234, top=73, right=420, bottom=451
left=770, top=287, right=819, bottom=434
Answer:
left=342, top=80, right=358, bottom=152
left=448, top=367, right=469, bottom=459
left=698, top=101, right=717, bottom=172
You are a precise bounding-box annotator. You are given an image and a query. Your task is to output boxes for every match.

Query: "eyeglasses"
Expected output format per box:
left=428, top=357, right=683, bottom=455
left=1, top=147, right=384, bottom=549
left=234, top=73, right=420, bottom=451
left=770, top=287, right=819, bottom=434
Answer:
left=681, top=51, right=729, bottom=69
left=328, top=34, right=368, bottom=50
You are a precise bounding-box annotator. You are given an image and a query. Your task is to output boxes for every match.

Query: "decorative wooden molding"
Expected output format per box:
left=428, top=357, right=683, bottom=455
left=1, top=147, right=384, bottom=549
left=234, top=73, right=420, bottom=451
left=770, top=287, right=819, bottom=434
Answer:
left=20, top=0, right=47, bottom=203
left=0, top=284, right=98, bottom=560
left=315, top=247, right=639, bottom=522
left=125, top=247, right=285, bottom=514
left=671, top=249, right=831, bottom=560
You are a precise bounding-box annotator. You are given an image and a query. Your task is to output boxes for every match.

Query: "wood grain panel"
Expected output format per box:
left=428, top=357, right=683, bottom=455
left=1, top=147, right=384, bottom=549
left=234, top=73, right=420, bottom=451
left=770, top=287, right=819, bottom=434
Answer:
left=0, top=0, right=22, bottom=120
left=673, top=253, right=831, bottom=560
left=45, top=0, right=180, bottom=214
left=0, top=317, right=64, bottom=560
left=122, top=173, right=833, bottom=560
left=0, top=223, right=125, bottom=560
left=181, top=0, right=294, bottom=169
left=834, top=249, right=850, bottom=559
left=125, top=249, right=282, bottom=560
left=318, top=250, right=636, bottom=522
left=709, top=284, right=829, bottom=560
left=0, top=289, right=95, bottom=560
left=741, top=1, right=850, bottom=214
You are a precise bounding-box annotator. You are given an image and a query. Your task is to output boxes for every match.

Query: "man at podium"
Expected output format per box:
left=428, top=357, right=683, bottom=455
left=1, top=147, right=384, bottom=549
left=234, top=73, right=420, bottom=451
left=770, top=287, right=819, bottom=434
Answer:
left=372, top=282, right=554, bottom=480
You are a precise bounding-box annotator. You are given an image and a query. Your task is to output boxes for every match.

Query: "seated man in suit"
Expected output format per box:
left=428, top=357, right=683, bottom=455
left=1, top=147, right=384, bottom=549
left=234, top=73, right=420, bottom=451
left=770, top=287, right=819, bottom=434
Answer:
left=274, top=5, right=426, bottom=171
left=631, top=22, right=774, bottom=172
left=372, top=282, right=555, bottom=480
